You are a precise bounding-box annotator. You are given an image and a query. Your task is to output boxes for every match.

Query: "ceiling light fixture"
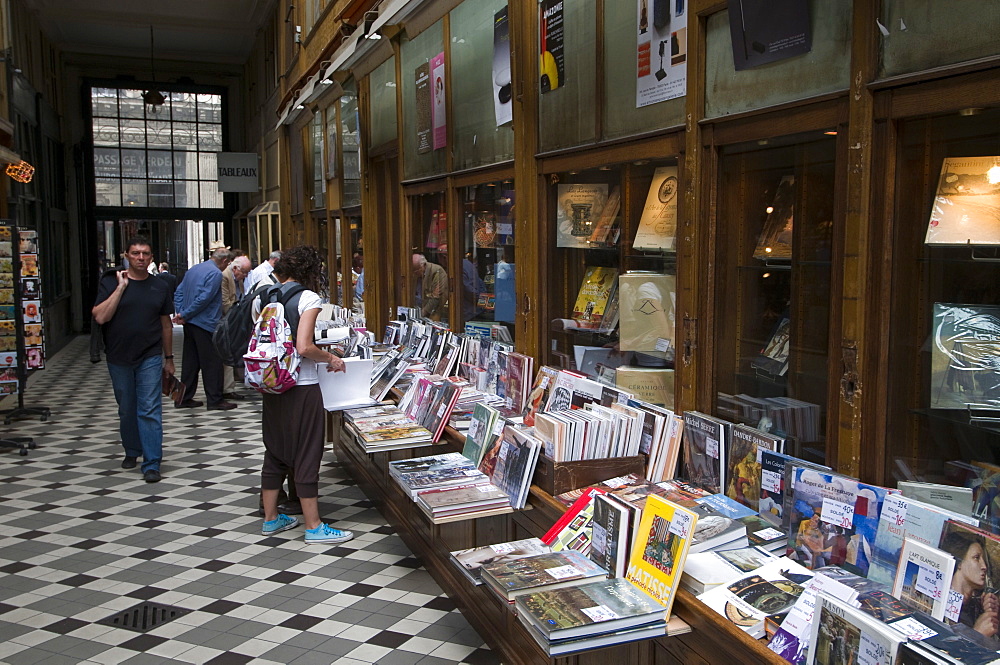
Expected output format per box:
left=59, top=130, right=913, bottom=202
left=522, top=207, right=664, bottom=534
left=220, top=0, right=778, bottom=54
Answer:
left=142, top=26, right=166, bottom=115
left=359, top=10, right=381, bottom=40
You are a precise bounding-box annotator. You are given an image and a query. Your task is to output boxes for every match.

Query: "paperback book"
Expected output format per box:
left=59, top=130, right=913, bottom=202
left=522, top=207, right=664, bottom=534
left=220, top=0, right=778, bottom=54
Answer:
left=480, top=550, right=608, bottom=603
left=589, top=493, right=635, bottom=578
left=806, top=592, right=907, bottom=665
left=688, top=502, right=749, bottom=553
left=571, top=266, right=619, bottom=330
left=681, top=411, right=727, bottom=494
left=632, top=166, right=679, bottom=251
left=625, top=495, right=698, bottom=616
left=726, top=424, right=782, bottom=511
left=449, top=538, right=552, bottom=585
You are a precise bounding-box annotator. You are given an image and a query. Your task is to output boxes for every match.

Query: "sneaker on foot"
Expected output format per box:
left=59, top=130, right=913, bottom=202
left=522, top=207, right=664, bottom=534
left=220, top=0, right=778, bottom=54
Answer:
left=143, top=469, right=161, bottom=483
left=121, top=456, right=137, bottom=469
left=261, top=514, right=299, bottom=535
left=304, top=523, right=354, bottom=545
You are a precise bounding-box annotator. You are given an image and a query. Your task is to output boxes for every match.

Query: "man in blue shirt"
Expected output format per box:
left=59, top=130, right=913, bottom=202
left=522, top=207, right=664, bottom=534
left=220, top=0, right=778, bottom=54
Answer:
left=173, top=247, right=236, bottom=410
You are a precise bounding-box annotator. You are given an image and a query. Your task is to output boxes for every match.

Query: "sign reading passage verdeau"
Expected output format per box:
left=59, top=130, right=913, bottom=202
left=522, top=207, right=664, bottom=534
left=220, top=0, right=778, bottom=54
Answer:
left=216, top=152, right=259, bottom=192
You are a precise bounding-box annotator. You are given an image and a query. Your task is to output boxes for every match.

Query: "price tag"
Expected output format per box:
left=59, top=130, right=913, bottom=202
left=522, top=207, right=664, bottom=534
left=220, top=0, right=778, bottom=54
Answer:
left=477, top=484, right=497, bottom=492
left=654, top=337, right=671, bottom=353
left=437, top=404, right=447, bottom=418
left=467, top=419, right=481, bottom=441
left=761, top=469, right=782, bottom=494
left=540, top=376, right=551, bottom=390
left=753, top=527, right=784, bottom=541
left=463, top=469, right=483, bottom=476
left=591, top=523, right=607, bottom=555
left=617, top=391, right=630, bottom=405
left=669, top=511, right=694, bottom=539
left=497, top=223, right=513, bottom=235
left=883, top=495, right=907, bottom=527
left=581, top=605, right=619, bottom=622
left=945, top=590, right=964, bottom=622
left=498, top=443, right=510, bottom=460
left=859, top=631, right=887, bottom=665
left=545, top=564, right=581, bottom=580
left=706, top=436, right=720, bottom=460
left=890, top=616, right=937, bottom=641
left=915, top=563, right=945, bottom=600
left=490, top=542, right=516, bottom=554
left=603, top=476, right=628, bottom=489
left=492, top=419, right=506, bottom=437
left=821, top=497, right=855, bottom=528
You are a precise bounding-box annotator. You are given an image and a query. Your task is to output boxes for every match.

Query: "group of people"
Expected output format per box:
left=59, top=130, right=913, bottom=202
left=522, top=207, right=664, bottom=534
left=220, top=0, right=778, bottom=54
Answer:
left=93, top=237, right=352, bottom=544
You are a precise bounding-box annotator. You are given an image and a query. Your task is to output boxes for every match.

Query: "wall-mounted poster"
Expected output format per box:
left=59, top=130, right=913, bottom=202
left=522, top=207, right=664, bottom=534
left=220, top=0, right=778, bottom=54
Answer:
left=925, top=156, right=1000, bottom=245
left=636, top=0, right=687, bottom=107
left=727, top=0, right=811, bottom=71
left=493, top=7, right=513, bottom=127
left=539, top=0, right=565, bottom=94
left=931, top=303, right=1000, bottom=410
left=414, top=62, right=432, bottom=155
left=555, top=184, right=609, bottom=249
left=430, top=52, right=447, bottom=150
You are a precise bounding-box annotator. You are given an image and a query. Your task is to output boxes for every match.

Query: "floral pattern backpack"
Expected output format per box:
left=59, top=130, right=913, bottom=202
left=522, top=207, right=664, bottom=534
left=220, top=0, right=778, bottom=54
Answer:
left=243, top=285, right=305, bottom=394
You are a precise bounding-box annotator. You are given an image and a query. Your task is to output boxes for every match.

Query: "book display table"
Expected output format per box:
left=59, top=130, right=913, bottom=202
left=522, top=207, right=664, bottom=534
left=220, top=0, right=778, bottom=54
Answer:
left=331, top=413, right=785, bottom=665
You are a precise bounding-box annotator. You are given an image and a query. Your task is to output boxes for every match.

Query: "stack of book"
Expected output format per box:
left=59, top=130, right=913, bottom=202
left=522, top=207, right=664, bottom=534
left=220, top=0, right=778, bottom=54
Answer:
left=480, top=549, right=608, bottom=605
left=449, top=538, right=552, bottom=585
left=343, top=405, right=434, bottom=452
left=390, top=452, right=489, bottom=499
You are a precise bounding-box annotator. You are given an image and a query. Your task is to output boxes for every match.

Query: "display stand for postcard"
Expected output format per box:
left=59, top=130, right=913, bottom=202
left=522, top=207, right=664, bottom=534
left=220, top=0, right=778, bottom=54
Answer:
left=0, top=220, right=49, bottom=429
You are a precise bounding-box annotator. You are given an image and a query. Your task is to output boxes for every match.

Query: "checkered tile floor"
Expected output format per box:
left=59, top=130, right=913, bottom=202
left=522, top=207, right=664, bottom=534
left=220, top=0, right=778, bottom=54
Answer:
left=0, top=334, right=499, bottom=665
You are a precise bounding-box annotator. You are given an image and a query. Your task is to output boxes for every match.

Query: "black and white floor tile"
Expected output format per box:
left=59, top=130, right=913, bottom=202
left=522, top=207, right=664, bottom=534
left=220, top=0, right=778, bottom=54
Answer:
left=0, top=334, right=500, bottom=665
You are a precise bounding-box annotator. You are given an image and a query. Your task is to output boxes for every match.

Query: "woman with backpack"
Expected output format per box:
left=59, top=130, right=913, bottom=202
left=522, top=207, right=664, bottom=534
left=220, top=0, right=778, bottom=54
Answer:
left=253, top=245, right=354, bottom=545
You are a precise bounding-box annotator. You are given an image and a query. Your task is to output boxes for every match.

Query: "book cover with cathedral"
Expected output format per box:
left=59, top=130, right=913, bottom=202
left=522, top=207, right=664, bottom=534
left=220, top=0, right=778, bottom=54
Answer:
left=924, top=156, right=1000, bottom=245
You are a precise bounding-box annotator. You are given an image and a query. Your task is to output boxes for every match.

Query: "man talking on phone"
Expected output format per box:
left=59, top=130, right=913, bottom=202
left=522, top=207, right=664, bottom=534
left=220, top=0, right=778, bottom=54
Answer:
left=93, top=236, right=175, bottom=483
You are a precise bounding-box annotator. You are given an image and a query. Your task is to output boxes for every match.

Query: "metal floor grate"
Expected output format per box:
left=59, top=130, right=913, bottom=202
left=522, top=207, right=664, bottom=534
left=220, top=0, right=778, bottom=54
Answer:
left=96, top=602, right=190, bottom=633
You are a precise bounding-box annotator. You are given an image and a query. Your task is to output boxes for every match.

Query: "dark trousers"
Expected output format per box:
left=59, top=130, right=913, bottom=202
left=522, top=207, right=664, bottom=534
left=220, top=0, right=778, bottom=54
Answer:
left=181, top=323, right=224, bottom=406
left=261, top=385, right=324, bottom=498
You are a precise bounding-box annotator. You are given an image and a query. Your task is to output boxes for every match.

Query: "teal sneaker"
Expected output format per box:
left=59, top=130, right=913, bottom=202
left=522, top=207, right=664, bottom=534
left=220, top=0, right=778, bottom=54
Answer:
left=261, top=514, right=299, bottom=535
left=304, top=523, right=354, bottom=545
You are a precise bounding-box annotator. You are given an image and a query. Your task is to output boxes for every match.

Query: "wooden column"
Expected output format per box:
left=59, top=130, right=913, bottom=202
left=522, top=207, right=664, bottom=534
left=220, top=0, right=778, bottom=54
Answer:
left=509, top=0, right=543, bottom=359
left=836, top=0, right=879, bottom=479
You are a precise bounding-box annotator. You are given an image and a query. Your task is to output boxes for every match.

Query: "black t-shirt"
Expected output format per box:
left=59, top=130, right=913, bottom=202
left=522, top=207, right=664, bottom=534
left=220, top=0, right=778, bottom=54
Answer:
left=95, top=272, right=172, bottom=365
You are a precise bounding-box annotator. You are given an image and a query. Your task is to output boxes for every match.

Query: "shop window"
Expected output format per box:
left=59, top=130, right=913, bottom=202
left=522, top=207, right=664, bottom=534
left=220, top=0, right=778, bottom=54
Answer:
left=340, top=91, right=362, bottom=208
left=546, top=159, right=679, bottom=406
left=449, top=0, right=515, bottom=170
left=401, top=22, right=447, bottom=181
left=885, top=108, right=1000, bottom=487
left=461, top=181, right=515, bottom=339
left=310, top=111, right=325, bottom=209
left=411, top=191, right=449, bottom=322
left=537, top=0, right=597, bottom=152
left=713, top=131, right=838, bottom=465
left=369, top=57, right=398, bottom=149
left=880, top=3, right=1000, bottom=79
left=349, top=216, right=365, bottom=310
left=704, top=3, right=851, bottom=120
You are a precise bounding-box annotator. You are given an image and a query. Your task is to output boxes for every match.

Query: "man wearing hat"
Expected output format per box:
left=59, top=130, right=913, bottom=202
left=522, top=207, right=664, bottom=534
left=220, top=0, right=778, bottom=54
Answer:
left=173, top=242, right=236, bottom=410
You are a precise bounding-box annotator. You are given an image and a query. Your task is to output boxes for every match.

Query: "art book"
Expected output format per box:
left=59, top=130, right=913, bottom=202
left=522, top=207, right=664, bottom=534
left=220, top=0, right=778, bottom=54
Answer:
left=618, top=272, right=676, bottom=354
left=489, top=428, right=542, bottom=510
left=924, top=156, right=1000, bottom=245
left=753, top=175, right=795, bottom=260
left=625, top=495, right=698, bottom=616
left=892, top=538, right=955, bottom=620
left=461, top=403, right=501, bottom=466
left=571, top=266, right=619, bottom=330
left=556, top=184, right=609, bottom=249
left=681, top=411, right=726, bottom=494
left=587, top=185, right=620, bottom=245
left=681, top=546, right=778, bottom=595
left=898, top=481, right=974, bottom=517
left=938, top=519, right=1000, bottom=649
left=726, top=424, right=781, bottom=512
left=449, top=538, right=551, bottom=585
left=930, top=303, right=1000, bottom=410
left=786, top=468, right=888, bottom=577
left=632, top=166, right=679, bottom=251
left=615, top=366, right=674, bottom=407
left=480, top=550, right=608, bottom=603
left=806, top=592, right=906, bottom=665
left=523, top=365, right=560, bottom=427
left=885, top=612, right=1000, bottom=665
left=542, top=487, right=607, bottom=555
left=869, top=493, right=976, bottom=587
left=589, top=493, right=635, bottom=578
left=688, top=502, right=749, bottom=553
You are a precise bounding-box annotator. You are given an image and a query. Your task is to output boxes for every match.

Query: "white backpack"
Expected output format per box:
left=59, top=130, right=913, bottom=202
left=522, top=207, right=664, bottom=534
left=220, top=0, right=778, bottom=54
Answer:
left=243, top=285, right=305, bottom=394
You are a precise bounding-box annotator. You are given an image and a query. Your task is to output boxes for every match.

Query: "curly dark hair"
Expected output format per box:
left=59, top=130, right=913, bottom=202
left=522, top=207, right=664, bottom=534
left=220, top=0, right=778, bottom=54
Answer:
left=272, top=245, right=323, bottom=293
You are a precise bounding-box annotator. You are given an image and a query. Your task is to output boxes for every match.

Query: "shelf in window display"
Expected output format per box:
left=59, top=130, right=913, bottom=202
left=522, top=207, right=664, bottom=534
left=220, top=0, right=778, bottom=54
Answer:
left=910, top=407, right=1000, bottom=434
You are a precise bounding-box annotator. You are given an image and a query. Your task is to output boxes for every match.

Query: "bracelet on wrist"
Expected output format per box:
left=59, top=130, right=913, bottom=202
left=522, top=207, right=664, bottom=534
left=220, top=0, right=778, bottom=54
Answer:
left=164, top=355, right=174, bottom=359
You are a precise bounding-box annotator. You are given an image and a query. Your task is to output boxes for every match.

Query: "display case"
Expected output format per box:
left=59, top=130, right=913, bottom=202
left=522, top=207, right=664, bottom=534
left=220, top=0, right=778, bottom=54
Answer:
left=410, top=189, right=449, bottom=322
left=460, top=181, right=515, bottom=338
left=545, top=157, right=680, bottom=406
left=885, top=107, right=1000, bottom=487
left=712, top=130, right=838, bottom=465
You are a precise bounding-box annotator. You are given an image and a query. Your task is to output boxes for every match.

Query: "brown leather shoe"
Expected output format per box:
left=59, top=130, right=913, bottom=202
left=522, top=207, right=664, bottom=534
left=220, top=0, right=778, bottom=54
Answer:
left=207, top=401, right=237, bottom=411
left=221, top=392, right=246, bottom=401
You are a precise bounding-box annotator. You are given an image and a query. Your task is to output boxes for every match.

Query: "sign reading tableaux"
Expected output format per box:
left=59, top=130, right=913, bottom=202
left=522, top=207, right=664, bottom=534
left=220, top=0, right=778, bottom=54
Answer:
left=217, top=153, right=259, bottom=192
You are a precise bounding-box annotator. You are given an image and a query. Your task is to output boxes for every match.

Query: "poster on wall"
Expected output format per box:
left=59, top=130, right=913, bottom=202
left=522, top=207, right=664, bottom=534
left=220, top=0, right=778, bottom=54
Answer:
left=493, top=7, right=513, bottom=127
left=727, top=0, right=811, bottom=71
left=539, top=0, right=565, bottom=94
left=430, top=52, right=447, bottom=150
left=415, top=62, right=432, bottom=154
left=636, top=0, right=687, bottom=108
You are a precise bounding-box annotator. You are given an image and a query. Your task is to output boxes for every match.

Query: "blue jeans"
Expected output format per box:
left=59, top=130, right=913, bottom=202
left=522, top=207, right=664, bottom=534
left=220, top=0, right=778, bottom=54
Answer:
left=107, top=355, right=163, bottom=472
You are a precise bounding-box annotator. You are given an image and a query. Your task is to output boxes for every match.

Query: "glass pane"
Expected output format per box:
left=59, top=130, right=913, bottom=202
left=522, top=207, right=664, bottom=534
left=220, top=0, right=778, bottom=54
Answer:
left=311, top=112, right=325, bottom=204
left=198, top=124, right=223, bottom=151
left=120, top=149, right=146, bottom=179
left=412, top=192, right=449, bottom=321
left=147, top=150, right=173, bottom=180
left=200, top=181, right=224, bottom=209
left=146, top=119, right=172, bottom=148
left=370, top=57, right=398, bottom=148
left=122, top=180, right=148, bottom=207
left=197, top=93, right=222, bottom=123
left=449, top=0, right=515, bottom=170
left=93, top=147, right=120, bottom=179
left=118, top=89, right=144, bottom=119
left=148, top=181, right=173, bottom=207
left=880, top=2, right=1000, bottom=78
left=461, top=181, right=515, bottom=339
left=704, top=4, right=851, bottom=119
left=172, top=122, right=198, bottom=151
left=340, top=93, right=362, bottom=208
left=119, top=119, right=146, bottom=148
left=174, top=180, right=199, bottom=208
left=95, top=179, right=121, bottom=207
left=538, top=0, right=598, bottom=152
left=173, top=151, right=199, bottom=180
left=91, top=88, right=118, bottom=117
left=171, top=92, right=197, bottom=122
left=886, top=109, right=1000, bottom=488
left=713, top=131, right=837, bottom=464
left=603, top=0, right=685, bottom=141
left=197, top=152, right=217, bottom=181
left=92, top=118, right=120, bottom=147
left=401, top=22, right=447, bottom=181
left=350, top=216, right=365, bottom=306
